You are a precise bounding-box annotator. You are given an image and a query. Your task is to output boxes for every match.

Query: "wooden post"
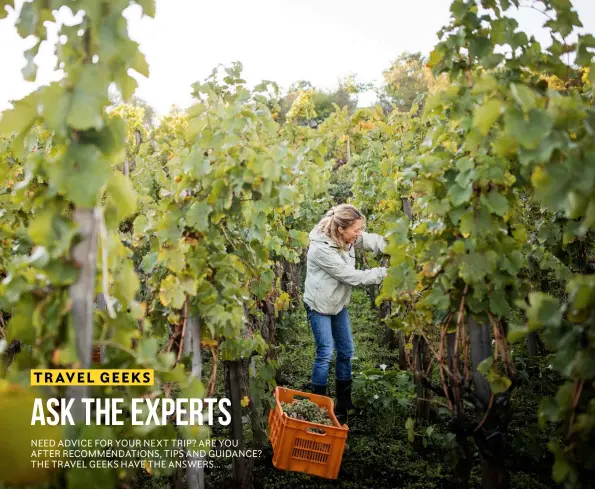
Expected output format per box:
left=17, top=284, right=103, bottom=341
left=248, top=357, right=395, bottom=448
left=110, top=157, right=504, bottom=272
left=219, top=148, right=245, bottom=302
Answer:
left=413, top=335, right=431, bottom=421
left=185, top=307, right=205, bottom=489
left=67, top=208, right=97, bottom=421
left=469, top=316, right=509, bottom=489
left=402, top=198, right=413, bottom=219
left=469, top=317, right=491, bottom=407
left=224, top=360, right=253, bottom=489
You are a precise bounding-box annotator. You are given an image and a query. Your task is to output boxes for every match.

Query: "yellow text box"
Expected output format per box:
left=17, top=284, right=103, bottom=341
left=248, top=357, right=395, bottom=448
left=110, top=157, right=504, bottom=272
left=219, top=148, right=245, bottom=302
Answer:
left=31, top=369, right=154, bottom=386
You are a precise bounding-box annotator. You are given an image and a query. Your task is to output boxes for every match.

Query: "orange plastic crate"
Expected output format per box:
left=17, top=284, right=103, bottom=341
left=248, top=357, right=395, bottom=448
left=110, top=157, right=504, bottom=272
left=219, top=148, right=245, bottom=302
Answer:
left=268, top=386, right=349, bottom=479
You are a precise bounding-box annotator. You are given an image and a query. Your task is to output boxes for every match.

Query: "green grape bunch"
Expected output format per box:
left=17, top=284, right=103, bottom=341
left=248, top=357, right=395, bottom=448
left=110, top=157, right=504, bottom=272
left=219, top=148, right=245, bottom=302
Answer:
left=280, top=399, right=334, bottom=427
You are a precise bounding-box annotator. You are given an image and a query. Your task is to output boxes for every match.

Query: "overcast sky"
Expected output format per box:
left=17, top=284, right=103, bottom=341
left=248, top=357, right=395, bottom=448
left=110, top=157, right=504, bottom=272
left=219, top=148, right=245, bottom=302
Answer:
left=1, top=0, right=595, bottom=115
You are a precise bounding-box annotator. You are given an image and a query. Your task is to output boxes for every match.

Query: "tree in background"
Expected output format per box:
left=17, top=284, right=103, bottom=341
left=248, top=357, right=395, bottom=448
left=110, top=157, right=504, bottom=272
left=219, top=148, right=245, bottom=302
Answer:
left=378, top=51, right=449, bottom=112
left=130, top=96, right=157, bottom=128
left=285, top=89, right=317, bottom=126
left=278, top=77, right=360, bottom=124
left=109, top=87, right=156, bottom=128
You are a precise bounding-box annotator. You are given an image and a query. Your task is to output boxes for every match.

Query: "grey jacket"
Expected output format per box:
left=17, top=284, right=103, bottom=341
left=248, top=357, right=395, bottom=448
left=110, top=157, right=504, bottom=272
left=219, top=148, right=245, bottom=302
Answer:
left=303, top=228, right=387, bottom=315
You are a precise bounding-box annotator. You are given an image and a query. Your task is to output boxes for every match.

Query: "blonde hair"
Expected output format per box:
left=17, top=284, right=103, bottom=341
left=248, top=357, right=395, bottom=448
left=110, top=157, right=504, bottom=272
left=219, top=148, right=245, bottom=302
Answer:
left=315, top=204, right=366, bottom=250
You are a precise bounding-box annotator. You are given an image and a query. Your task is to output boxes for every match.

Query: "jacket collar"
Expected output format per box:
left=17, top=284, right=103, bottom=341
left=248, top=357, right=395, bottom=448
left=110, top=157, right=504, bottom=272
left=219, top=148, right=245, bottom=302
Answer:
left=309, top=228, right=352, bottom=251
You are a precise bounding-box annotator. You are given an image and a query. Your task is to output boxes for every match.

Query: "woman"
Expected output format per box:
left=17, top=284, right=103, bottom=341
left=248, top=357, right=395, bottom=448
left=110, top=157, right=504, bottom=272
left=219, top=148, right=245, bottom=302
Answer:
left=303, top=204, right=387, bottom=418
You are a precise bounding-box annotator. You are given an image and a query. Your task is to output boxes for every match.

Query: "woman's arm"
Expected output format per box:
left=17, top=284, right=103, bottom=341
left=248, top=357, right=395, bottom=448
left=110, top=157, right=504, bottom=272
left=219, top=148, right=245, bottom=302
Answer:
left=355, top=231, right=386, bottom=255
left=313, top=247, right=386, bottom=286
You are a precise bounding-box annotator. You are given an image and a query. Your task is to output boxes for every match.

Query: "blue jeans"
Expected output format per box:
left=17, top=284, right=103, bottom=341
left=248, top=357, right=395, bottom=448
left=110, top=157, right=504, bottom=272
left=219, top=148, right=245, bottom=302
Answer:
left=304, top=303, right=354, bottom=387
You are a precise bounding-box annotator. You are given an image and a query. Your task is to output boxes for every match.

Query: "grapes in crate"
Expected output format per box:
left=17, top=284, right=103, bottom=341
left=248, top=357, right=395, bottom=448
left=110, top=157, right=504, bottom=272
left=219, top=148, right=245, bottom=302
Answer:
left=280, top=398, right=334, bottom=433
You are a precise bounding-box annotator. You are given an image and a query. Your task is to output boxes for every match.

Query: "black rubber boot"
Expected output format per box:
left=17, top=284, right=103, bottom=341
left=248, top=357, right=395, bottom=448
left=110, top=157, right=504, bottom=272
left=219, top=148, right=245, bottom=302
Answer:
left=335, top=378, right=356, bottom=423
left=311, top=384, right=327, bottom=396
